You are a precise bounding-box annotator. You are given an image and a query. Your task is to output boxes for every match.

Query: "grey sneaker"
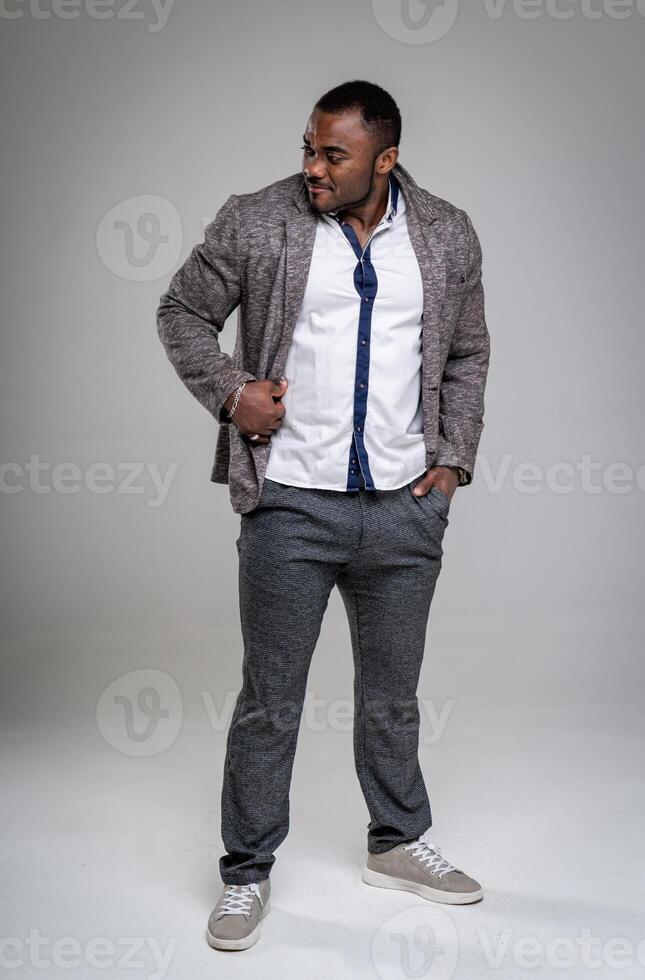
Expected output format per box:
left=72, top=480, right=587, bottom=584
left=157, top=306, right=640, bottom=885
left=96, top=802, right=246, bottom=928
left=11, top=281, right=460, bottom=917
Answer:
left=206, top=879, right=271, bottom=951
left=363, top=832, right=483, bottom=905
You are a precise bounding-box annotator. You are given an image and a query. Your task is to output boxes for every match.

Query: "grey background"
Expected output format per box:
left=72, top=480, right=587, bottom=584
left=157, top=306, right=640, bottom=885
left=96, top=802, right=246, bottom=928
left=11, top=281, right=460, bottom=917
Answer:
left=2, top=3, right=644, bottom=979
left=1, top=0, right=643, bottom=728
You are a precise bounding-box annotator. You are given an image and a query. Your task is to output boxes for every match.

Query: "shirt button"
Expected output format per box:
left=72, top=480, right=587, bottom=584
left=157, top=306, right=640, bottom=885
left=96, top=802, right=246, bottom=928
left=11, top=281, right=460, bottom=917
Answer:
left=356, top=425, right=362, bottom=432
left=361, top=339, right=367, bottom=345
left=358, top=383, right=365, bottom=389
left=350, top=469, right=356, bottom=475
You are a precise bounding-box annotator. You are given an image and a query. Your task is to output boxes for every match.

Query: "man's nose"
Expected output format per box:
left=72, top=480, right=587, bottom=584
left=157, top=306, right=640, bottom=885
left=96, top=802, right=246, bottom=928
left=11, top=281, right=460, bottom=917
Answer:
left=304, top=157, right=327, bottom=181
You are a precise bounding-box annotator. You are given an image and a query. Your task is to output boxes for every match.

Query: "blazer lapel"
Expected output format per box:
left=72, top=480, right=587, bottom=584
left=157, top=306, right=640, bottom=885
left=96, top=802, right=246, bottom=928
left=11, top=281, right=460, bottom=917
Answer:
left=394, top=162, right=446, bottom=337
left=270, top=204, right=318, bottom=378
left=393, top=163, right=447, bottom=455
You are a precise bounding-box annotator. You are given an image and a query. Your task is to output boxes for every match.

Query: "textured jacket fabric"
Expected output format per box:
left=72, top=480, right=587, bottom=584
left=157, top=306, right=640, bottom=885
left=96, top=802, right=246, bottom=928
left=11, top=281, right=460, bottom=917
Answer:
left=156, top=161, right=490, bottom=515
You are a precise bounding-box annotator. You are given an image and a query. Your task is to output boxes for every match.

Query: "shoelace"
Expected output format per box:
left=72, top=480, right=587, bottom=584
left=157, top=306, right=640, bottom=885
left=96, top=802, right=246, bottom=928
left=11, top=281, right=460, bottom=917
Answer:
left=217, top=882, right=261, bottom=917
left=404, top=832, right=458, bottom=879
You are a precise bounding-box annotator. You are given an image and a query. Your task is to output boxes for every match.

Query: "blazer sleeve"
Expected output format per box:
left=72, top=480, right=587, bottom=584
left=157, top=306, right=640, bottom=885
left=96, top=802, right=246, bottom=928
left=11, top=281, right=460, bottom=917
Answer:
left=155, top=194, right=257, bottom=423
left=434, top=211, right=491, bottom=485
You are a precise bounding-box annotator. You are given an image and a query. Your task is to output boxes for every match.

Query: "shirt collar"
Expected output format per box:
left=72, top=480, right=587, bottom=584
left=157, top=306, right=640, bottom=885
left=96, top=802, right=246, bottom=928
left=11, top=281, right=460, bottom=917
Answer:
left=386, top=171, right=400, bottom=221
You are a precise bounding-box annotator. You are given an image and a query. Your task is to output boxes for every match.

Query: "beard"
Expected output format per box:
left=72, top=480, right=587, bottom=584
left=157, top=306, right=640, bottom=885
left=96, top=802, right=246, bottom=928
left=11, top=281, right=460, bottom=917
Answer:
left=308, top=153, right=380, bottom=215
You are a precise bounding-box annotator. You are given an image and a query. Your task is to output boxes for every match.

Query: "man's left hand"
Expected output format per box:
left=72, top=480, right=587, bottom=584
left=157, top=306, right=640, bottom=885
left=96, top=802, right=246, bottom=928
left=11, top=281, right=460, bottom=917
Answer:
left=411, top=466, right=459, bottom=502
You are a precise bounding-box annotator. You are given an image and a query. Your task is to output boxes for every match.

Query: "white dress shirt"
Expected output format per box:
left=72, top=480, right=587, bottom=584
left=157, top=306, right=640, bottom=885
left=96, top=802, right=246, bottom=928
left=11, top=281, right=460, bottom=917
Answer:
left=265, top=173, right=426, bottom=491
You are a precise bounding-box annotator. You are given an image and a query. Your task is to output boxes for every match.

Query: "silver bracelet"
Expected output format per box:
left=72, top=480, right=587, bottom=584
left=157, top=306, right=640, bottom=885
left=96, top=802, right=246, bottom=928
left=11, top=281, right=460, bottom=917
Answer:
left=227, top=382, right=246, bottom=419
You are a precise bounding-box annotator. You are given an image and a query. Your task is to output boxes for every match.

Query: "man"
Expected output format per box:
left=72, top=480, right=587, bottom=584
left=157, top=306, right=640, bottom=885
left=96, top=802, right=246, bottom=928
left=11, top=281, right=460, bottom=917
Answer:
left=156, top=79, right=490, bottom=952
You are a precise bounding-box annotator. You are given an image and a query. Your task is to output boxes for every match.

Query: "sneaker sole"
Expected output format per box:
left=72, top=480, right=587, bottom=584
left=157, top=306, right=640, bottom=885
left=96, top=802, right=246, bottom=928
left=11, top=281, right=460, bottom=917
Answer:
left=362, top=867, right=483, bottom=905
left=206, top=897, right=271, bottom=951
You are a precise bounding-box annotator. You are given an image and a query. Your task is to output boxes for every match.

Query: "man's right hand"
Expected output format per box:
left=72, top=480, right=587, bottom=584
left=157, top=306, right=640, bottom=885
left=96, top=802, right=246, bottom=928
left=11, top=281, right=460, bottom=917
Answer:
left=224, top=378, right=288, bottom=445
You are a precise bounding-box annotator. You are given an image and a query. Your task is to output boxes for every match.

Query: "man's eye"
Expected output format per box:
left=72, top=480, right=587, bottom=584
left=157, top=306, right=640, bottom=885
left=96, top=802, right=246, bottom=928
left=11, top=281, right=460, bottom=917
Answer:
left=327, top=155, right=340, bottom=164
left=300, top=145, right=314, bottom=155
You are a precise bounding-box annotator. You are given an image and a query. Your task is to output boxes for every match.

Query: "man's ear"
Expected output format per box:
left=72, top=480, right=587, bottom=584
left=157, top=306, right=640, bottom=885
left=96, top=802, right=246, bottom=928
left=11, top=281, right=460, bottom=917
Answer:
left=377, top=146, right=399, bottom=175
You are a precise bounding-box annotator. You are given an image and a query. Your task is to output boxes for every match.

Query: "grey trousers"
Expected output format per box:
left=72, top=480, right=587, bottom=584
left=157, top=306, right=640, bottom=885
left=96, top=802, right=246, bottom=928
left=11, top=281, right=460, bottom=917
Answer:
left=219, top=474, right=451, bottom=884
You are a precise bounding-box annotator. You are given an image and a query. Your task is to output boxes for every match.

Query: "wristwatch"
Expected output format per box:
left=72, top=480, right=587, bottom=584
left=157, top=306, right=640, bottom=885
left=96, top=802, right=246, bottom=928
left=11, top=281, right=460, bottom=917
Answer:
left=456, top=466, right=469, bottom=486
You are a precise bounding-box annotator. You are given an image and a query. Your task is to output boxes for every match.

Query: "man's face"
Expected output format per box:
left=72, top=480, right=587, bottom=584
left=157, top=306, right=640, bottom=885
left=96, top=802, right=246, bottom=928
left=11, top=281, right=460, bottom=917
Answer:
left=301, top=108, right=383, bottom=213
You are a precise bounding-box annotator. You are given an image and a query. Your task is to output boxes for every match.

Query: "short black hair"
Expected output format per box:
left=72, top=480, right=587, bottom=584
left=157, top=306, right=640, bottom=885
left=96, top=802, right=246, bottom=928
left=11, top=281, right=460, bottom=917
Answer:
left=315, top=80, right=402, bottom=153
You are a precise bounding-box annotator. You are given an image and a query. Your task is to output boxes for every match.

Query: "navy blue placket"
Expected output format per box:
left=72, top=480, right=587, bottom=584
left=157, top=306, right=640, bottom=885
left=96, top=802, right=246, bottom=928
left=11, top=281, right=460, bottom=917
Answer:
left=332, top=174, right=399, bottom=492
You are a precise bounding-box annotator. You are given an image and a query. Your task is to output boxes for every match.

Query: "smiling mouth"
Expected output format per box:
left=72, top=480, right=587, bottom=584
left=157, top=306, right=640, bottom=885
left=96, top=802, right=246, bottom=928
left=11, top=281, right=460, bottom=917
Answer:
left=307, top=184, right=332, bottom=194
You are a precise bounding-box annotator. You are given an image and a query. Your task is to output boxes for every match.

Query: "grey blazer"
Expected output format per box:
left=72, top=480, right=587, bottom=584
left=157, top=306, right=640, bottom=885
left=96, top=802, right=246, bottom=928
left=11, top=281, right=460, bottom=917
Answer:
left=156, top=161, right=490, bottom=515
